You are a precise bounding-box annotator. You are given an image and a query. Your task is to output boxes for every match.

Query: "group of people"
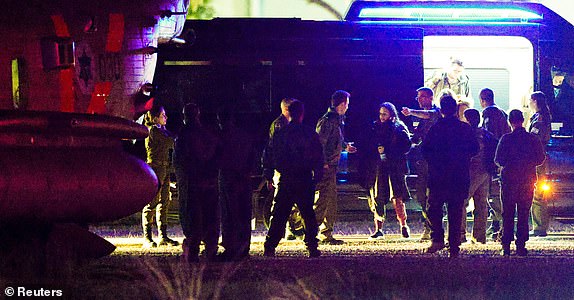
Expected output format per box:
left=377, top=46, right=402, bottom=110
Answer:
left=141, top=103, right=255, bottom=262
left=138, top=81, right=552, bottom=261
left=404, top=86, right=551, bottom=257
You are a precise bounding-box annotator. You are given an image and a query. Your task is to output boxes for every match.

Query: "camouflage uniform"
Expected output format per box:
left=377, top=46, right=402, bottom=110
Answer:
left=142, top=125, right=175, bottom=245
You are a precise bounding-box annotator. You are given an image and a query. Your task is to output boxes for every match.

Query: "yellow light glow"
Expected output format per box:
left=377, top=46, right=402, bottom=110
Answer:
left=541, top=183, right=551, bottom=192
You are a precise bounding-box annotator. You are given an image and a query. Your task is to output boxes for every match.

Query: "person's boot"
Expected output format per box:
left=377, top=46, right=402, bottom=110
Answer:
left=308, top=247, right=321, bottom=258
left=516, top=243, right=528, bottom=257
left=158, top=226, right=180, bottom=246
left=420, top=224, right=431, bottom=242
left=181, top=239, right=199, bottom=263
left=142, top=226, right=156, bottom=248
left=392, top=198, right=410, bottom=238
left=426, top=241, right=445, bottom=253
left=369, top=219, right=384, bottom=240
left=500, top=244, right=511, bottom=256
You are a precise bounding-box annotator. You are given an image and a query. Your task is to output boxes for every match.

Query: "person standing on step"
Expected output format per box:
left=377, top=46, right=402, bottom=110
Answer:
left=366, top=102, right=412, bottom=240
left=141, top=106, right=180, bottom=248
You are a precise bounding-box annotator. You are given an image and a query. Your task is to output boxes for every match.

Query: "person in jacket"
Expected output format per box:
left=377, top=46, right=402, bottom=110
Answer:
left=141, top=106, right=179, bottom=248
left=366, top=102, right=412, bottom=239
left=495, top=109, right=546, bottom=256
left=528, top=91, right=553, bottom=237
left=314, top=90, right=357, bottom=245
left=422, top=95, right=479, bottom=258
left=262, top=98, right=304, bottom=240
left=461, top=109, right=499, bottom=244
left=217, top=107, right=256, bottom=261
left=174, top=103, right=221, bottom=263
left=401, top=87, right=441, bottom=241
left=264, top=100, right=323, bottom=258
left=479, top=88, right=511, bottom=240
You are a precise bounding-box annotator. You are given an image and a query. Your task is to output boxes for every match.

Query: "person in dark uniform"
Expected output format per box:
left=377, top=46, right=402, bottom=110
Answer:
left=422, top=95, right=479, bottom=258
left=401, top=87, right=441, bottom=241
left=262, top=98, right=304, bottom=240
left=528, top=91, right=553, bottom=237
left=217, top=107, right=256, bottom=261
left=479, top=88, right=511, bottom=240
left=263, top=100, right=324, bottom=258
left=174, top=103, right=221, bottom=263
left=495, top=109, right=546, bottom=256
left=141, top=106, right=179, bottom=248
left=366, top=102, right=412, bottom=239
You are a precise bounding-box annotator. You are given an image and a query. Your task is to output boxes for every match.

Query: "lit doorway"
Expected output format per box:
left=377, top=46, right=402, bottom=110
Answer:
left=423, top=36, right=534, bottom=111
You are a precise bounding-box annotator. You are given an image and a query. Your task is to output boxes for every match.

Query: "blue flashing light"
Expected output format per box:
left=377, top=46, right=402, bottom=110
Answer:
left=358, top=7, right=542, bottom=24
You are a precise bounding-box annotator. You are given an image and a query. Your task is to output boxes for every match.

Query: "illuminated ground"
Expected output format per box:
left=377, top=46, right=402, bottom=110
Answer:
left=2, top=220, right=574, bottom=299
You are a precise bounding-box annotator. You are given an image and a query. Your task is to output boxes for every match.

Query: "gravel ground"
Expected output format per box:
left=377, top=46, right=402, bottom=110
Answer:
left=3, top=219, right=573, bottom=299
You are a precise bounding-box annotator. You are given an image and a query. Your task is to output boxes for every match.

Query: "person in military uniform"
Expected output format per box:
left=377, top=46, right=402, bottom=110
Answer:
left=495, top=109, right=546, bottom=256
left=141, top=106, right=179, bottom=248
left=263, top=100, right=323, bottom=258
left=401, top=87, right=441, bottom=241
left=528, top=91, right=553, bottom=237
left=262, top=98, right=305, bottom=240
left=479, top=88, right=511, bottom=240
left=174, top=103, right=221, bottom=262
left=424, top=57, right=472, bottom=106
left=422, top=95, right=479, bottom=258
left=315, top=90, right=357, bottom=245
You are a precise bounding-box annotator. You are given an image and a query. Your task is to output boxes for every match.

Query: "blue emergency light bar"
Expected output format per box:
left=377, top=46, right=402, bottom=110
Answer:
left=357, top=7, right=542, bottom=24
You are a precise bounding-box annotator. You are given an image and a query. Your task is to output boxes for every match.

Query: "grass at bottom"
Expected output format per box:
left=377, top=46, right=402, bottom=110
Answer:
left=3, top=253, right=573, bottom=300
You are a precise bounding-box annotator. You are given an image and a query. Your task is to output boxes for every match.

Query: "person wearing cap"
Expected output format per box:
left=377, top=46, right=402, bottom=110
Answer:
left=495, top=109, right=546, bottom=256
left=314, top=90, right=357, bottom=245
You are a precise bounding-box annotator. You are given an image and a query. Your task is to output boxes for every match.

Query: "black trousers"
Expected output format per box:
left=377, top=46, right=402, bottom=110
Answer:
left=219, top=171, right=252, bottom=258
left=501, top=183, right=534, bottom=247
left=177, top=168, right=220, bottom=257
left=428, top=190, right=465, bottom=249
left=264, top=174, right=318, bottom=250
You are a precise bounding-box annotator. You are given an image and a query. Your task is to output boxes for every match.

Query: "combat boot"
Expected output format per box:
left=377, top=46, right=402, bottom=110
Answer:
left=142, top=226, right=156, bottom=248
left=426, top=241, right=445, bottom=253
left=500, top=244, right=511, bottom=256
left=158, top=226, right=180, bottom=246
